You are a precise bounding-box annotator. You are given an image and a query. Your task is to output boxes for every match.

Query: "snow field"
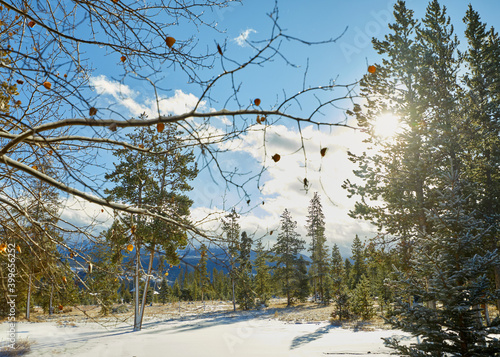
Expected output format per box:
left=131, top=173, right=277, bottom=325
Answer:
left=1, top=312, right=412, bottom=357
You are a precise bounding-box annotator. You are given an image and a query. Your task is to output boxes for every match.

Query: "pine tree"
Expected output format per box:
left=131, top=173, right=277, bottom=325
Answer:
left=306, top=192, right=329, bottom=303
left=330, top=244, right=350, bottom=319
left=211, top=268, right=222, bottom=300
left=221, top=208, right=240, bottom=311
left=342, top=0, right=441, bottom=272
left=342, top=3, right=500, bottom=351
left=345, top=0, right=474, bottom=308
left=322, top=274, right=333, bottom=305
left=272, top=209, right=306, bottom=306
left=87, top=221, right=128, bottom=315
left=364, top=241, right=394, bottom=315
left=236, top=232, right=255, bottom=310
left=13, top=170, right=68, bottom=319
left=331, top=244, right=346, bottom=295
left=350, top=274, right=375, bottom=321
left=295, top=256, right=310, bottom=303
left=91, top=248, right=120, bottom=315
left=198, top=244, right=211, bottom=303
left=344, top=258, right=352, bottom=285
left=158, top=277, right=169, bottom=305
left=172, top=278, right=181, bottom=300
left=120, top=281, right=132, bottom=304
left=212, top=268, right=232, bottom=301
left=385, top=169, right=500, bottom=356
left=348, top=235, right=366, bottom=290
left=105, top=120, right=197, bottom=330
left=254, top=238, right=272, bottom=306
left=462, top=5, right=500, bottom=312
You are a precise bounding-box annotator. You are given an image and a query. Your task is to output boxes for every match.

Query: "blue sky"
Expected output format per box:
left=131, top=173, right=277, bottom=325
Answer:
left=65, top=0, right=500, bottom=257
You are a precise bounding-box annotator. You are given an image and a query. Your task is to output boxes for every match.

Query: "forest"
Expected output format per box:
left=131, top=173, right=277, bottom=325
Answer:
left=1, top=0, right=500, bottom=356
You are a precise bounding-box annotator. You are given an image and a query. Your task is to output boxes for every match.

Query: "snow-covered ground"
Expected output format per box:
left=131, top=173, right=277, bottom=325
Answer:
left=1, top=312, right=412, bottom=356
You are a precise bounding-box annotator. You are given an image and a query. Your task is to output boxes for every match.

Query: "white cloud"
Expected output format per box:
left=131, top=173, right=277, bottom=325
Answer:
left=90, top=75, right=136, bottom=98
left=87, top=74, right=375, bottom=256
left=190, top=122, right=377, bottom=257
left=150, top=90, right=203, bottom=116
left=89, top=75, right=205, bottom=118
left=234, top=29, right=257, bottom=47
left=59, top=195, right=114, bottom=234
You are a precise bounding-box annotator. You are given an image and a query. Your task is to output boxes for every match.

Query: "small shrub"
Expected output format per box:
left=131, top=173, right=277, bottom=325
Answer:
left=0, top=339, right=32, bottom=357
left=112, top=304, right=129, bottom=314
left=332, top=292, right=352, bottom=322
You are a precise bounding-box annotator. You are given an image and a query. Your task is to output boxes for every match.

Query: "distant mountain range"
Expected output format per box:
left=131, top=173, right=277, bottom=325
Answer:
left=65, top=244, right=311, bottom=285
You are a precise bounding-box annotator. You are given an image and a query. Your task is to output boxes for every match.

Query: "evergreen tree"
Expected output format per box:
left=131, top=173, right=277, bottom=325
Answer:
left=344, top=258, right=352, bottom=287
left=295, top=256, right=310, bottom=303
left=330, top=244, right=349, bottom=318
left=172, top=278, right=181, bottom=300
left=341, top=0, right=442, bottom=274
left=236, top=232, right=255, bottom=310
left=0, top=169, right=69, bottom=319
left=331, top=244, right=346, bottom=295
left=146, top=286, right=154, bottom=305
left=343, top=2, right=500, bottom=349
left=197, top=244, right=211, bottom=303
left=462, top=5, right=500, bottom=312
left=272, top=209, right=306, bottom=306
left=254, top=238, right=272, bottom=306
left=306, top=192, right=329, bottom=303
left=86, top=238, right=121, bottom=316
left=158, top=277, right=169, bottom=305
left=348, top=235, right=366, bottom=290
left=333, top=292, right=351, bottom=322
left=322, top=274, right=333, bottom=305
left=120, top=281, right=132, bottom=304
left=385, top=169, right=500, bottom=356
left=211, top=268, right=222, bottom=300
left=190, top=266, right=198, bottom=301
left=105, top=120, right=197, bottom=330
left=221, top=208, right=240, bottom=311
left=350, top=274, right=375, bottom=321
left=364, top=241, right=394, bottom=315
left=212, top=268, right=232, bottom=301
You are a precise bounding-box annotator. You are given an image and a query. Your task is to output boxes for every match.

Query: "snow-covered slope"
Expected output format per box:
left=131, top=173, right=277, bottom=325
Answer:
left=2, top=313, right=411, bottom=357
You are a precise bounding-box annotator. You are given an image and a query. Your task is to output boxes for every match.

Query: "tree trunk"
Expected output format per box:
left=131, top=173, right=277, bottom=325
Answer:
left=231, top=277, right=236, bottom=312
left=494, top=265, right=500, bottom=311
left=286, top=274, right=291, bottom=306
left=138, top=245, right=155, bottom=330
left=133, top=242, right=141, bottom=331
left=49, top=285, right=53, bottom=315
left=319, top=275, right=323, bottom=303
left=26, top=274, right=31, bottom=321
left=133, top=187, right=143, bottom=331
left=474, top=304, right=484, bottom=328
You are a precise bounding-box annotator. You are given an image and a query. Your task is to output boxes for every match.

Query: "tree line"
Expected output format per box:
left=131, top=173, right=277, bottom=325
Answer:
left=147, top=193, right=397, bottom=323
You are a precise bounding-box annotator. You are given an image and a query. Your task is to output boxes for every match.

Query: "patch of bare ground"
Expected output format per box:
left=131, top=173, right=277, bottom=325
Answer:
left=265, top=299, right=389, bottom=330
left=10, top=300, right=497, bottom=331
left=4, top=300, right=384, bottom=329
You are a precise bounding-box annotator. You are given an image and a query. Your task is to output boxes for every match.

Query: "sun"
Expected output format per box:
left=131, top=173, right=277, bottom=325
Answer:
left=372, top=112, right=401, bottom=139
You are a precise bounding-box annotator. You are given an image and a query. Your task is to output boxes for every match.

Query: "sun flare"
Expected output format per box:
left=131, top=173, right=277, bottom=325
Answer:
left=372, top=112, right=401, bottom=139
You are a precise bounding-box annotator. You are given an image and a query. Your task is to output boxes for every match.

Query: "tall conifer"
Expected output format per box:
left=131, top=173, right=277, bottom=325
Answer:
left=272, top=209, right=306, bottom=306
left=306, top=192, right=329, bottom=303
left=254, top=238, right=272, bottom=306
